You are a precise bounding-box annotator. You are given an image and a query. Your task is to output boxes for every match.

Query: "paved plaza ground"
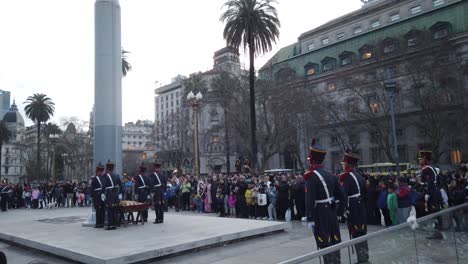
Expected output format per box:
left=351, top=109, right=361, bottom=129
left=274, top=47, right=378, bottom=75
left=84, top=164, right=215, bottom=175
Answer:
left=0, top=207, right=466, bottom=264
left=0, top=207, right=380, bottom=264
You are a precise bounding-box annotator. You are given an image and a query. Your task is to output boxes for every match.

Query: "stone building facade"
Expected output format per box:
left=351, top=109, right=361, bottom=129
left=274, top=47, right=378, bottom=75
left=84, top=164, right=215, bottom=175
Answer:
left=259, top=0, right=468, bottom=171
left=154, top=47, right=252, bottom=174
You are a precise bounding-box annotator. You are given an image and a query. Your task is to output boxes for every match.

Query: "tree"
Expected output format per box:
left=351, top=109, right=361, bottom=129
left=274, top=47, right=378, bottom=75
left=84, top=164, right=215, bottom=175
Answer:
left=221, top=0, right=280, bottom=170
left=44, top=122, right=62, bottom=180
left=24, top=94, right=55, bottom=180
left=122, top=49, right=132, bottom=77
left=0, top=121, right=12, bottom=178
left=403, top=41, right=464, bottom=163
left=211, top=72, right=246, bottom=175
left=183, top=74, right=207, bottom=99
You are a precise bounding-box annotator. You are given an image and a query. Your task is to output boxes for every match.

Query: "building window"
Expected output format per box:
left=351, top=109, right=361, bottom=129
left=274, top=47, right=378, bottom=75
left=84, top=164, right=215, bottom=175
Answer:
left=405, top=30, right=422, bottom=47
left=353, top=26, right=362, bottom=35
left=176, top=92, right=179, bottom=97
left=433, top=0, right=445, bottom=7
left=359, top=45, right=374, bottom=60
left=336, top=32, right=345, bottom=40
left=304, top=63, right=318, bottom=76
left=407, top=37, right=419, bottom=47
left=383, top=38, right=398, bottom=53
left=322, top=58, right=336, bottom=72
left=212, top=136, right=220, bottom=143
left=410, top=5, right=422, bottom=15
left=307, top=43, right=315, bottom=50
left=431, top=22, right=451, bottom=40
left=370, top=20, right=380, bottom=28
left=346, top=98, right=359, bottom=113
left=327, top=82, right=336, bottom=91
left=339, top=51, right=353, bottom=66
left=433, top=27, right=448, bottom=39
left=322, top=38, right=329, bottom=46
left=390, top=13, right=400, bottom=22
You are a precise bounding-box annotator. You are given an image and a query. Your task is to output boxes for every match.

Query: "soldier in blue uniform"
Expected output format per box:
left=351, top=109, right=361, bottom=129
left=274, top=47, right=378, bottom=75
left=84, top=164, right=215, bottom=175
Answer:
left=102, top=160, right=123, bottom=230
left=339, top=150, right=369, bottom=264
left=134, top=163, right=151, bottom=222
left=419, top=149, right=445, bottom=239
left=419, top=150, right=443, bottom=214
left=305, top=139, right=345, bottom=264
left=91, top=163, right=106, bottom=228
left=149, top=161, right=167, bottom=224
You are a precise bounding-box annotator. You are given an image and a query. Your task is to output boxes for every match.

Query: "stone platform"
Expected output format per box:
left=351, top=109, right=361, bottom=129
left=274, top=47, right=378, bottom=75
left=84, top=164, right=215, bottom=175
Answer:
left=0, top=207, right=288, bottom=264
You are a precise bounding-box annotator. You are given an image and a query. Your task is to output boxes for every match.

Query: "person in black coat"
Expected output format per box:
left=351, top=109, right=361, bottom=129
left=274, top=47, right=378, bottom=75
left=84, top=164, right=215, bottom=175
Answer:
left=134, top=163, right=151, bottom=222
left=339, top=150, right=368, bottom=264
left=277, top=175, right=290, bottom=221
left=149, top=161, right=167, bottom=224
left=91, top=163, right=105, bottom=228
left=102, top=161, right=123, bottom=230
left=305, top=139, right=344, bottom=264
left=293, top=175, right=306, bottom=220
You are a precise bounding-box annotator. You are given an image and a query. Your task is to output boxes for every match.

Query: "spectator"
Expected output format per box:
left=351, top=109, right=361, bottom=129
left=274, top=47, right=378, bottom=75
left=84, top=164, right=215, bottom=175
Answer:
left=181, top=178, right=191, bottom=211
left=228, top=191, right=237, bottom=217
left=276, top=175, right=289, bottom=221
left=387, top=185, right=398, bottom=226
left=396, top=177, right=411, bottom=224
left=267, top=182, right=277, bottom=221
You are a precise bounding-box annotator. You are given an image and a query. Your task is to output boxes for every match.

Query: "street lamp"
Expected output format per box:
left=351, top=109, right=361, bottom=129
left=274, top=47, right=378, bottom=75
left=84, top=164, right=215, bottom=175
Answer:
left=187, top=91, right=203, bottom=178
left=384, top=76, right=400, bottom=177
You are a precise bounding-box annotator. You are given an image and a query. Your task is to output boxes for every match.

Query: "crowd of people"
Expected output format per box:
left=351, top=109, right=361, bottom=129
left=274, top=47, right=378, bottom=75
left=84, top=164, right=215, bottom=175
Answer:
left=1, top=163, right=467, bottom=225
left=0, top=181, right=93, bottom=211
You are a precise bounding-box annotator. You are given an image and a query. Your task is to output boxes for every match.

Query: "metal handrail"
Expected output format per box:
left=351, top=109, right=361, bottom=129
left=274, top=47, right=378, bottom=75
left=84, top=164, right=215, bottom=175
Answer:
left=278, top=202, right=468, bottom=264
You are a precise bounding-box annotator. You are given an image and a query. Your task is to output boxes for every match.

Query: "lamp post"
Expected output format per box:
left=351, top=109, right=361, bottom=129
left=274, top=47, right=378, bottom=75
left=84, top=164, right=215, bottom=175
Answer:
left=384, top=76, right=400, bottom=177
left=61, top=153, right=69, bottom=181
left=187, top=91, right=203, bottom=178
left=49, top=134, right=59, bottom=181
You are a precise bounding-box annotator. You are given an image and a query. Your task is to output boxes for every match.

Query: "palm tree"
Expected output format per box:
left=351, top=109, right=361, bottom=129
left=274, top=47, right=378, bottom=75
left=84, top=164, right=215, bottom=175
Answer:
left=220, top=0, right=280, bottom=169
left=122, top=49, right=132, bottom=77
left=24, top=94, right=55, bottom=180
left=0, top=121, right=12, bottom=178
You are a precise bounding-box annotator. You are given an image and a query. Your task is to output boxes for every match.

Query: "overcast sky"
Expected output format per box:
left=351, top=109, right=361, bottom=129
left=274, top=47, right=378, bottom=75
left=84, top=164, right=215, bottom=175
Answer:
left=0, top=0, right=362, bottom=127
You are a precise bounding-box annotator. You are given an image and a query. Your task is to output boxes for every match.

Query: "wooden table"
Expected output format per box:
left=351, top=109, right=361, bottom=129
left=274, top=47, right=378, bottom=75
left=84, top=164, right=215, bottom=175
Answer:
left=118, top=203, right=150, bottom=226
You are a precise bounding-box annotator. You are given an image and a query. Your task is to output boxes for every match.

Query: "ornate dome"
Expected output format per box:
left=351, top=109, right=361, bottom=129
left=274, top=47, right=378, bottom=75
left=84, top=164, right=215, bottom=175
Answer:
left=3, top=100, right=25, bottom=127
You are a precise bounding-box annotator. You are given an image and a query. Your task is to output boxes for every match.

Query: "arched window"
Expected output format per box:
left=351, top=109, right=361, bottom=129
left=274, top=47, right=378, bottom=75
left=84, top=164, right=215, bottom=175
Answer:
left=359, top=44, right=374, bottom=60
left=382, top=38, right=399, bottom=54
left=321, top=57, right=337, bottom=72
left=339, top=51, right=354, bottom=66
left=430, top=22, right=451, bottom=40
left=304, top=62, right=318, bottom=76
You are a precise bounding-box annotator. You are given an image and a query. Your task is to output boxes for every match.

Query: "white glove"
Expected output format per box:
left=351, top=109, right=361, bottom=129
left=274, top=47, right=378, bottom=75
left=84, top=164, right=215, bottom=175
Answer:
left=147, top=195, right=151, bottom=200
left=337, top=216, right=342, bottom=222
left=101, top=194, right=106, bottom=202
left=307, top=222, right=315, bottom=230
left=344, top=210, right=350, bottom=219
left=118, top=194, right=122, bottom=200
left=424, top=194, right=430, bottom=202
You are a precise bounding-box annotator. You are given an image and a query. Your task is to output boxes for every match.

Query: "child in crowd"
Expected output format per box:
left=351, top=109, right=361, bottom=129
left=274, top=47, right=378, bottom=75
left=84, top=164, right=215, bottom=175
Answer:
left=228, top=191, right=237, bottom=217
left=387, top=185, right=399, bottom=226
left=267, top=183, right=277, bottom=220
left=245, top=183, right=255, bottom=219
left=194, top=194, right=203, bottom=213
